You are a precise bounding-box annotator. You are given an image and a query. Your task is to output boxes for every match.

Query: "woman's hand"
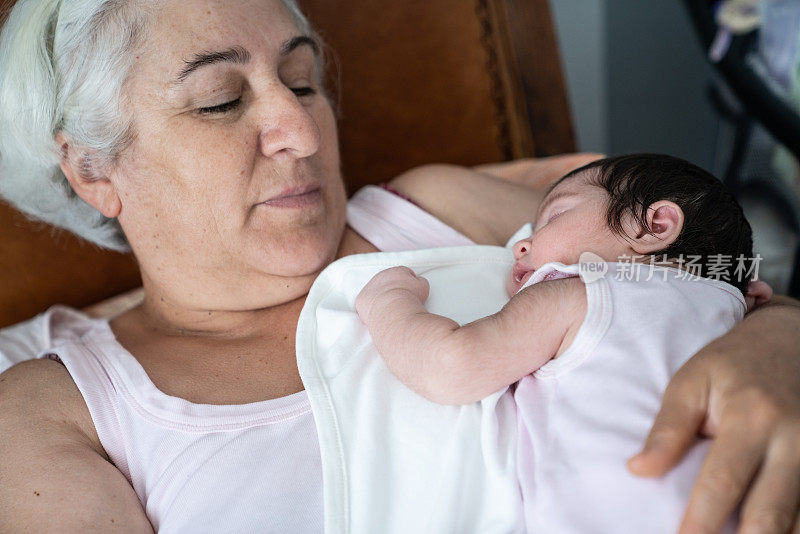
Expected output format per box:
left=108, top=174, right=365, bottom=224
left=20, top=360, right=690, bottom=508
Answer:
left=355, top=266, right=430, bottom=324
left=627, top=296, right=800, bottom=533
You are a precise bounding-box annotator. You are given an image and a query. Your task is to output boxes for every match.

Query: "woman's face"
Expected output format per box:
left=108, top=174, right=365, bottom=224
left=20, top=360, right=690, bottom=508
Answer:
left=113, top=0, right=346, bottom=310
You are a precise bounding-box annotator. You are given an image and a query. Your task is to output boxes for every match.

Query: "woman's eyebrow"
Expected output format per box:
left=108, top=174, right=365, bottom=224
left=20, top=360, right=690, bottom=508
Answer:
left=174, top=36, right=319, bottom=85
left=281, top=35, right=319, bottom=57
left=176, top=46, right=251, bottom=83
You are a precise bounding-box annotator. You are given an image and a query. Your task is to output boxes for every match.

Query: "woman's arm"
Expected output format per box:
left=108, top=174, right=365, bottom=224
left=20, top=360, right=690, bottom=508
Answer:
left=390, top=164, right=546, bottom=247
left=0, top=360, right=154, bottom=533
left=472, top=153, right=604, bottom=186
left=355, top=266, right=585, bottom=405
left=389, top=154, right=604, bottom=247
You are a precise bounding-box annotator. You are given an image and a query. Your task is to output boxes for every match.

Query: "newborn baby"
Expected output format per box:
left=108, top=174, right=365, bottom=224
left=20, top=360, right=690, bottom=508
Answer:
left=355, top=153, right=771, bottom=532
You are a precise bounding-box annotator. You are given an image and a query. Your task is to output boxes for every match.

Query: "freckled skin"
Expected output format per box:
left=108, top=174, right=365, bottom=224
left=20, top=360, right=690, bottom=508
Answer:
left=506, top=174, right=638, bottom=295
left=111, top=0, right=347, bottom=316
left=53, top=0, right=372, bottom=406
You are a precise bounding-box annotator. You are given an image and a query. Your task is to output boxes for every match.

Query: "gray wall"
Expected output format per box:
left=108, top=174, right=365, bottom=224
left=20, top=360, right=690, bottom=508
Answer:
left=549, top=1, right=608, bottom=153
left=550, top=0, right=720, bottom=172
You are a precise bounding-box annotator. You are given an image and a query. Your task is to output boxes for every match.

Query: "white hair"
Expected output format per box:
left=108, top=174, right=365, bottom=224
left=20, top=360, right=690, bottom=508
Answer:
left=0, top=0, right=316, bottom=251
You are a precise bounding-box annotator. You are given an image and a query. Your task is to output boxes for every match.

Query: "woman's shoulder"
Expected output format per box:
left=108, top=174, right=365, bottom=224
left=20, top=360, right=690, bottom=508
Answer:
left=347, top=184, right=475, bottom=252
left=388, top=163, right=544, bottom=246
left=1, top=357, right=82, bottom=411
left=0, top=306, right=108, bottom=451
left=0, top=358, right=148, bottom=531
left=0, top=357, right=104, bottom=456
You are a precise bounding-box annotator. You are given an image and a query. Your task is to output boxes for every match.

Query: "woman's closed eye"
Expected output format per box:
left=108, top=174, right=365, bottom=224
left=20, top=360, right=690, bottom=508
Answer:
left=197, top=86, right=316, bottom=115
left=197, top=97, right=242, bottom=115
left=290, top=86, right=316, bottom=97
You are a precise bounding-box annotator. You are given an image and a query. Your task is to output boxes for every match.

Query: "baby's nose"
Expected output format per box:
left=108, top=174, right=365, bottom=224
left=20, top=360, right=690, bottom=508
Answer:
left=513, top=239, right=530, bottom=258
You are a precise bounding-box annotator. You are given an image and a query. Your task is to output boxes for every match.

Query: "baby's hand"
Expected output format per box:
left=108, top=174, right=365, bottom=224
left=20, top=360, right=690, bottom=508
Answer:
left=355, top=266, right=430, bottom=324
left=744, top=279, right=773, bottom=311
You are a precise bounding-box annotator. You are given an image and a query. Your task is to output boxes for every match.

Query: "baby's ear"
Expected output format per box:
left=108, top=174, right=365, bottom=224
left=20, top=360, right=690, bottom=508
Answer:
left=630, top=200, right=684, bottom=254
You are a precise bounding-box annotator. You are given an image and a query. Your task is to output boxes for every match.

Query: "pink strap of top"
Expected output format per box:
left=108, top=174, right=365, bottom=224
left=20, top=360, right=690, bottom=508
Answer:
left=347, top=185, right=475, bottom=251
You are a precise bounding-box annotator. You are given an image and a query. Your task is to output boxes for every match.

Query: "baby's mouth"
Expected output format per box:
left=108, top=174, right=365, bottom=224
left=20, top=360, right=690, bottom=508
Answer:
left=512, top=262, right=533, bottom=284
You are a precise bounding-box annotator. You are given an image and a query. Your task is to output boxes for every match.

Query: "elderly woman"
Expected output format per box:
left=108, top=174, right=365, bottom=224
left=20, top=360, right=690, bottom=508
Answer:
left=0, top=0, right=798, bottom=532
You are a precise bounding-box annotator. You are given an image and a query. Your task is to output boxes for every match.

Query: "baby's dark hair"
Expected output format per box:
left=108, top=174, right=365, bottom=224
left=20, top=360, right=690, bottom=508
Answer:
left=561, top=154, right=754, bottom=293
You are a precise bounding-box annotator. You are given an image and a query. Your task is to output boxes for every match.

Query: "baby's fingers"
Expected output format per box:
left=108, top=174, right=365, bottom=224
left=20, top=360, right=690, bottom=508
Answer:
left=413, top=275, right=430, bottom=303
left=355, top=284, right=377, bottom=323
left=356, top=266, right=427, bottom=322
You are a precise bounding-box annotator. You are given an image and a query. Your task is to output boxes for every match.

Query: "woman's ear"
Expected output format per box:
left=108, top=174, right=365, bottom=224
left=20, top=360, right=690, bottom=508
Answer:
left=630, top=200, right=684, bottom=255
left=55, top=132, right=122, bottom=218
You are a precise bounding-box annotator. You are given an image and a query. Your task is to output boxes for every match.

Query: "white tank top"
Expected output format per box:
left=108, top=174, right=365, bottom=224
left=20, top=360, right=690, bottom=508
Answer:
left=0, top=185, right=473, bottom=533
left=515, top=262, right=744, bottom=533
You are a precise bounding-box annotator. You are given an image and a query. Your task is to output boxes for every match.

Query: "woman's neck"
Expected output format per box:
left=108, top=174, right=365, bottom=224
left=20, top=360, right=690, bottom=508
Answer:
left=121, top=226, right=378, bottom=340
left=130, top=286, right=308, bottom=340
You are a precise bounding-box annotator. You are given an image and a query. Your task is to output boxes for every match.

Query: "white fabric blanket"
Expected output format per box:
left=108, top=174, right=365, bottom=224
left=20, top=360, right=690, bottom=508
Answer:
left=296, top=244, right=527, bottom=534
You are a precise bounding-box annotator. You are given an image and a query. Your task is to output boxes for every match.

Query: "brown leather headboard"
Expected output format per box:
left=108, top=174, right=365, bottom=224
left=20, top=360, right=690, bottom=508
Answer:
left=0, top=0, right=573, bottom=328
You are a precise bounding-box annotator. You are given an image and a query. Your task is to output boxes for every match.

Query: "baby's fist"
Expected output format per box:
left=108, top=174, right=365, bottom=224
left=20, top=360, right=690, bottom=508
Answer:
left=355, top=266, right=430, bottom=323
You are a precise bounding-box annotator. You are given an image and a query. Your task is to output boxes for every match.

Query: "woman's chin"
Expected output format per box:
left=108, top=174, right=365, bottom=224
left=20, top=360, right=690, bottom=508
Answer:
left=242, top=216, right=344, bottom=273
left=262, top=239, right=340, bottom=278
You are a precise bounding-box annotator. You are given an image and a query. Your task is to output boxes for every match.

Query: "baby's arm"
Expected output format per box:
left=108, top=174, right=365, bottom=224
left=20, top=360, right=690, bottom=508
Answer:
left=355, top=266, right=587, bottom=405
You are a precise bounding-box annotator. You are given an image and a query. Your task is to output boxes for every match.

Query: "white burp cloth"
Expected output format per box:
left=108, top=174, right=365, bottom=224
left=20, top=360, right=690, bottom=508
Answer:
left=296, top=244, right=525, bottom=534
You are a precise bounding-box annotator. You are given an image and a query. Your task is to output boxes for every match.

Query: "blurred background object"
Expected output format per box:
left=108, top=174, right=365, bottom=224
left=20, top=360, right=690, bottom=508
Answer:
left=550, top=0, right=800, bottom=296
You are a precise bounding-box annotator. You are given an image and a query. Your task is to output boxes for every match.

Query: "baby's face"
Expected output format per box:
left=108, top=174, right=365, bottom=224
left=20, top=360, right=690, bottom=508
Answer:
left=507, top=173, right=635, bottom=295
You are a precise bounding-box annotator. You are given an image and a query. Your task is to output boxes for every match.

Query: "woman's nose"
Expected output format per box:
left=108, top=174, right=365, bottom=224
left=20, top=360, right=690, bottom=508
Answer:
left=258, top=88, right=321, bottom=159
left=513, top=239, right=531, bottom=259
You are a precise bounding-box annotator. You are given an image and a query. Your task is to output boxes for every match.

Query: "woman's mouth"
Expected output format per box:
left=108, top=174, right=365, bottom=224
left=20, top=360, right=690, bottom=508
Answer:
left=262, top=185, right=322, bottom=208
